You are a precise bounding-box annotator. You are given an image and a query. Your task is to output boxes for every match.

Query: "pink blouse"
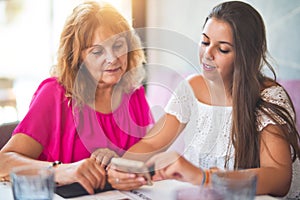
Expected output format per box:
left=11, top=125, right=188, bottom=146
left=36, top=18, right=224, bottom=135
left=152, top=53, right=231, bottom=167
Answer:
left=13, top=78, right=154, bottom=163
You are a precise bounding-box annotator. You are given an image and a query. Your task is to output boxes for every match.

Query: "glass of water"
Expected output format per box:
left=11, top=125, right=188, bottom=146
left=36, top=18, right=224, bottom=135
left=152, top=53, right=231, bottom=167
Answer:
left=10, top=165, right=55, bottom=200
left=211, top=170, right=257, bottom=200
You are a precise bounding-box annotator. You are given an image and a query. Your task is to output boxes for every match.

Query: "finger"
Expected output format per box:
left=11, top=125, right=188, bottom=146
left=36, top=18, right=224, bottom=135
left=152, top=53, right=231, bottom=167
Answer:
left=91, top=150, right=102, bottom=159
left=80, top=161, right=105, bottom=190
left=164, top=167, right=182, bottom=180
left=77, top=174, right=95, bottom=194
left=100, top=155, right=112, bottom=168
left=97, top=166, right=107, bottom=189
left=108, top=168, right=136, bottom=180
left=92, top=164, right=106, bottom=189
left=109, top=176, right=146, bottom=190
left=145, top=155, right=157, bottom=168
left=95, top=155, right=104, bottom=165
left=155, top=168, right=168, bottom=180
left=152, top=173, right=163, bottom=181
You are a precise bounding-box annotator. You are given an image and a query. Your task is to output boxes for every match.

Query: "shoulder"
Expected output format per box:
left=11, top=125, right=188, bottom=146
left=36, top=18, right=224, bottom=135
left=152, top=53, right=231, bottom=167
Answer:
left=186, top=74, right=205, bottom=86
left=36, top=77, right=64, bottom=92
left=187, top=74, right=206, bottom=89
left=130, top=86, right=146, bottom=98
left=32, top=77, right=66, bottom=102
left=186, top=74, right=208, bottom=102
left=261, top=85, right=290, bottom=105
left=127, top=86, right=147, bottom=103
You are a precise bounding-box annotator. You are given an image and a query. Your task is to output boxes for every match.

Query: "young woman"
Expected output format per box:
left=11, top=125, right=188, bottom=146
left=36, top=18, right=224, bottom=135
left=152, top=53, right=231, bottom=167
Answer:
left=106, top=1, right=300, bottom=198
left=0, top=1, right=153, bottom=194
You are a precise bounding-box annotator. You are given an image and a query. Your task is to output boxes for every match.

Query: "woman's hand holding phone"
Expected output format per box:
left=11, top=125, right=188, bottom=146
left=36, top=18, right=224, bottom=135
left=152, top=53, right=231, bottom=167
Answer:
left=107, top=158, right=154, bottom=190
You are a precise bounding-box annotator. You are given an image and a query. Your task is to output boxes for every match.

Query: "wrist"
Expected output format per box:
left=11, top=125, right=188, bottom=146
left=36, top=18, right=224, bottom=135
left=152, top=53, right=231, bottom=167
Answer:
left=51, top=161, right=62, bottom=168
left=198, top=169, right=212, bottom=186
left=51, top=161, right=62, bottom=185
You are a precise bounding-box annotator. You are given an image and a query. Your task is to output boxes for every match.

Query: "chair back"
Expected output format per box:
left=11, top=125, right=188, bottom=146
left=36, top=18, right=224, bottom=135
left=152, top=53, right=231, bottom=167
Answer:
left=0, top=121, right=18, bottom=150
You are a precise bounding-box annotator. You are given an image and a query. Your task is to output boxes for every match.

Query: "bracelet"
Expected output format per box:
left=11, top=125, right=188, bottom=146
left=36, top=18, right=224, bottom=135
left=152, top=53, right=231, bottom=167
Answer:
left=52, top=161, right=62, bottom=168
left=204, top=170, right=210, bottom=186
left=200, top=168, right=206, bottom=185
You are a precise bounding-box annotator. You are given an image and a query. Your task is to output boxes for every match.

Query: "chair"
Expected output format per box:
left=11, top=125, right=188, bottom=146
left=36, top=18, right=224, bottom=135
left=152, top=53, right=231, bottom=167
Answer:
left=0, top=77, right=17, bottom=108
left=0, top=121, right=18, bottom=150
left=0, top=77, right=18, bottom=124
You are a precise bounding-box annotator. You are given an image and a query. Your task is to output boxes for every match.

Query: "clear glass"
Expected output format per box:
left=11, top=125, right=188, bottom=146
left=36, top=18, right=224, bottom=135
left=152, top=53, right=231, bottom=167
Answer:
left=211, top=170, right=257, bottom=200
left=176, top=186, right=224, bottom=200
left=10, top=165, right=55, bottom=200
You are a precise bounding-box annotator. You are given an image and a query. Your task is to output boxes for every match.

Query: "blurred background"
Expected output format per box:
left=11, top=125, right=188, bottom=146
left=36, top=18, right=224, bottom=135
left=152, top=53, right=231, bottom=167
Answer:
left=0, top=0, right=299, bottom=127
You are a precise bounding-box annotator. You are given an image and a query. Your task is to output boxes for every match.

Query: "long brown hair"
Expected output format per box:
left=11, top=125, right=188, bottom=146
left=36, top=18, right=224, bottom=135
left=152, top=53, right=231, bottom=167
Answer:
left=52, top=1, right=146, bottom=107
left=205, top=1, right=300, bottom=169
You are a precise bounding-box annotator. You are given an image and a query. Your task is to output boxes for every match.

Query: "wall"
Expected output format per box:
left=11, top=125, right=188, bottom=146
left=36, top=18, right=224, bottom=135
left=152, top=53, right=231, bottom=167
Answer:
left=145, top=0, right=300, bottom=122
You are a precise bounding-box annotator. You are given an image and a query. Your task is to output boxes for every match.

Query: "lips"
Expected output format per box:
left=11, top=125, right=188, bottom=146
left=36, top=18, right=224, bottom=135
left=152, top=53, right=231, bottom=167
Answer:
left=104, top=67, right=121, bottom=73
left=202, top=63, right=216, bottom=71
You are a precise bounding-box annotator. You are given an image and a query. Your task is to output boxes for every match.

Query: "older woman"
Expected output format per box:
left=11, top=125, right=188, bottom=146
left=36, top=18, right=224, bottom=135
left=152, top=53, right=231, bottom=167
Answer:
left=0, top=1, right=153, bottom=194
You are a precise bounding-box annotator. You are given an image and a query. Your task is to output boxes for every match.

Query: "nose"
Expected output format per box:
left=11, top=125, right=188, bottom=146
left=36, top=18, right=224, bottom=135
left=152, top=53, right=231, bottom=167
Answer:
left=204, top=46, right=214, bottom=61
left=105, top=49, right=117, bottom=65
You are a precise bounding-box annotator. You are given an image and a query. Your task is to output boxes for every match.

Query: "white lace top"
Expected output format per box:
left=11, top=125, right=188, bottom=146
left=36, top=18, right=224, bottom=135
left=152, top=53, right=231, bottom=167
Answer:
left=165, top=78, right=300, bottom=199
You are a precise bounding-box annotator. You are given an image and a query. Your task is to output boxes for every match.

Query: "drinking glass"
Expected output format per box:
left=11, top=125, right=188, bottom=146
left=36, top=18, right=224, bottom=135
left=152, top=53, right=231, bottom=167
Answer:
left=176, top=185, right=224, bottom=200
left=10, top=165, right=55, bottom=200
left=211, top=170, right=257, bottom=200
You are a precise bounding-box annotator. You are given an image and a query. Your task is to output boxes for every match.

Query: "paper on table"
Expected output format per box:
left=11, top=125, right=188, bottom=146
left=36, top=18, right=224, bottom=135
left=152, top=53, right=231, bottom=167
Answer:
left=55, top=190, right=131, bottom=200
left=122, top=180, right=194, bottom=200
left=0, top=182, right=14, bottom=200
left=121, top=180, right=280, bottom=200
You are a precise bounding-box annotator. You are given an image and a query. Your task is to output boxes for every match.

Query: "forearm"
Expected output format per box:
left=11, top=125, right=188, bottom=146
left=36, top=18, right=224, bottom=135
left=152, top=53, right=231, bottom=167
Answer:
left=123, top=114, right=184, bottom=162
left=0, top=151, right=51, bottom=180
left=123, top=141, right=169, bottom=162
left=246, top=167, right=291, bottom=197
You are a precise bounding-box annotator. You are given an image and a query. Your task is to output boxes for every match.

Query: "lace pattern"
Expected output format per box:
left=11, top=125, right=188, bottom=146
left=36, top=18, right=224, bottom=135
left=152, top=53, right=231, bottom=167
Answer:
left=165, top=80, right=299, bottom=199
left=257, top=86, right=295, bottom=131
left=165, top=80, right=234, bottom=169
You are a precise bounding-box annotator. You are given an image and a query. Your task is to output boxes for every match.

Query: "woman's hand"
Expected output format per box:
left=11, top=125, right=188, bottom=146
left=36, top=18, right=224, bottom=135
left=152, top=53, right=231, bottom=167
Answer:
left=55, top=158, right=106, bottom=194
left=146, top=151, right=204, bottom=185
left=107, top=165, right=148, bottom=190
left=91, top=148, right=119, bottom=167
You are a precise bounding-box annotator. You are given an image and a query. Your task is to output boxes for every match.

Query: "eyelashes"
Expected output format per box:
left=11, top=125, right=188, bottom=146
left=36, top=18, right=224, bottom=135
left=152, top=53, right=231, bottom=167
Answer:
left=200, top=41, right=231, bottom=54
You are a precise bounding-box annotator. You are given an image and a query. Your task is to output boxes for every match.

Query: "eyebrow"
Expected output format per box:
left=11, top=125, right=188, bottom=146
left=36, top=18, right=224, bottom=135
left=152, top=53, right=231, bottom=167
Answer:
left=90, top=36, right=124, bottom=48
left=202, top=33, right=234, bottom=47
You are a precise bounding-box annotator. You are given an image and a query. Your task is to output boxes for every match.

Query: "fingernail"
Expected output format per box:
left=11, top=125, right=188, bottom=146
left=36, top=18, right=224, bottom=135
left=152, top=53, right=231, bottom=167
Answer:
left=137, top=177, right=145, bottom=182
left=128, top=173, right=136, bottom=178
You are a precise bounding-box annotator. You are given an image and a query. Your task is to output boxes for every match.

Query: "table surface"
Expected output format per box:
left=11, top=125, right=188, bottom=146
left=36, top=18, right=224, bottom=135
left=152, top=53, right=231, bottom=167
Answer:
left=0, top=180, right=281, bottom=200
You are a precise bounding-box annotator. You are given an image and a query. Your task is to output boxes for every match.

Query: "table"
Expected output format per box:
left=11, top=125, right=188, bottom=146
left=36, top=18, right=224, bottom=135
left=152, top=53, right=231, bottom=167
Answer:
left=0, top=180, right=280, bottom=200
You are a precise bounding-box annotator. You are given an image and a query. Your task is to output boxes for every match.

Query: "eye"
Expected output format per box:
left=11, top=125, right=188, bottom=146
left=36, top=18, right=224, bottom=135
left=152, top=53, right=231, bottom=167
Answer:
left=113, top=41, right=125, bottom=50
left=91, top=47, right=104, bottom=56
left=201, top=41, right=209, bottom=46
left=219, top=49, right=230, bottom=54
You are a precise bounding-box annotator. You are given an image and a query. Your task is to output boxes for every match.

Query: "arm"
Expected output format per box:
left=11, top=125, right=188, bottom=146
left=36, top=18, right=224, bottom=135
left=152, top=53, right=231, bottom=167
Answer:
left=107, top=113, right=186, bottom=190
left=252, top=124, right=292, bottom=196
left=145, top=124, right=292, bottom=197
left=146, top=151, right=204, bottom=185
left=0, top=134, right=106, bottom=195
left=123, top=113, right=186, bottom=161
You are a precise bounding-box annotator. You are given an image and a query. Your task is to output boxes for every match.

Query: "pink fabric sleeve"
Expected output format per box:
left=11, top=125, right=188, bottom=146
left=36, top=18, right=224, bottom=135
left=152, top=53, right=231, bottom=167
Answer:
left=13, top=79, right=154, bottom=161
left=13, top=78, right=80, bottom=162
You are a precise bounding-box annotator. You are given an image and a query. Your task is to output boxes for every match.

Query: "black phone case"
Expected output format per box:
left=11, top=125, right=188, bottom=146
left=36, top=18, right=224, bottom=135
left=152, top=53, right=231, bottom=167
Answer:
left=55, top=166, right=154, bottom=198
left=55, top=181, right=114, bottom=198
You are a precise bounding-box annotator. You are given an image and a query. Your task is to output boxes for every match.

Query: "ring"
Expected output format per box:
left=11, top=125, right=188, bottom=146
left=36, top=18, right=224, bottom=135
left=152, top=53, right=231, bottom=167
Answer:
left=115, top=177, right=120, bottom=184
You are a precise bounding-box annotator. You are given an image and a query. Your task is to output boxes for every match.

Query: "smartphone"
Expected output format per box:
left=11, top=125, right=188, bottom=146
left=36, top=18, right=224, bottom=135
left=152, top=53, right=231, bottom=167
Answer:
left=110, top=157, right=153, bottom=185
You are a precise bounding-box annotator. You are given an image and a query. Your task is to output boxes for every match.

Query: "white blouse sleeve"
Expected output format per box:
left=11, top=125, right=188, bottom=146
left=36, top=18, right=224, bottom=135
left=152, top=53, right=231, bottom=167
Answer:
left=257, top=86, right=295, bottom=131
left=164, top=79, right=195, bottom=123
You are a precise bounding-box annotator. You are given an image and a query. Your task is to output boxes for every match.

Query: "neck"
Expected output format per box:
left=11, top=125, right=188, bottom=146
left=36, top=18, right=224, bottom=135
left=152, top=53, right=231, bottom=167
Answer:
left=204, top=78, right=232, bottom=106
left=93, top=85, right=123, bottom=113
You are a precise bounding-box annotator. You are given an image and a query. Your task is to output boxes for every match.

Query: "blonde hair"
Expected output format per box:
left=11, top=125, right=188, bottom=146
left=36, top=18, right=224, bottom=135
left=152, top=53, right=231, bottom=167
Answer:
left=52, top=1, right=146, bottom=107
